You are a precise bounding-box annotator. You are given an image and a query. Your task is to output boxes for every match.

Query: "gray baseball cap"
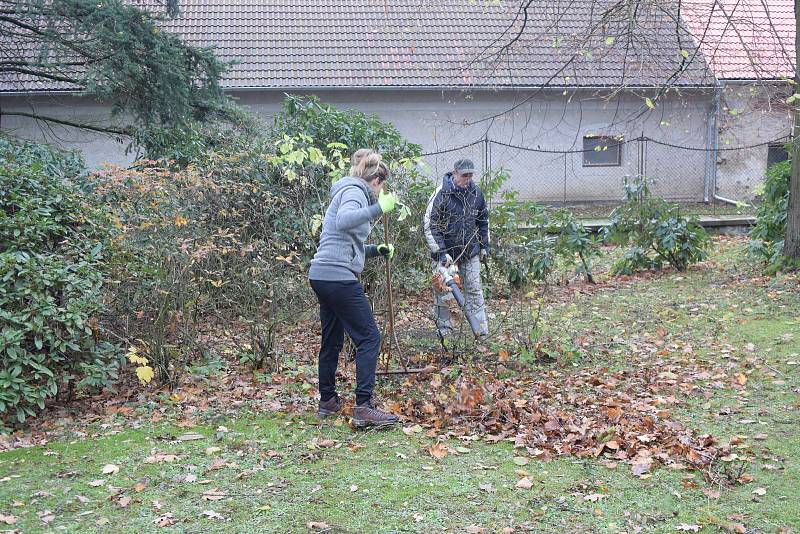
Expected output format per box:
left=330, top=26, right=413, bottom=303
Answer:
left=453, top=159, right=475, bottom=174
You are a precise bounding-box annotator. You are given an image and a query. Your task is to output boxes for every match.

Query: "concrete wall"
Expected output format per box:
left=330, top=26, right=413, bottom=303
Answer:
left=715, top=82, right=793, bottom=201
left=0, top=94, right=135, bottom=170
left=2, top=88, right=717, bottom=202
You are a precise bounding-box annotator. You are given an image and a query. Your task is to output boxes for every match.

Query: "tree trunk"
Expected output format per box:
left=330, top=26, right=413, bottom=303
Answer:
left=786, top=0, right=800, bottom=258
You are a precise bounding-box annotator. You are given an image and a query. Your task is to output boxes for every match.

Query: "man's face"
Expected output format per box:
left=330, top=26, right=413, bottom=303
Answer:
left=453, top=170, right=473, bottom=188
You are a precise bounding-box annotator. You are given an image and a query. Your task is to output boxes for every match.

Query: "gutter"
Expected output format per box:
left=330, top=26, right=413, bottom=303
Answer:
left=1, top=83, right=720, bottom=97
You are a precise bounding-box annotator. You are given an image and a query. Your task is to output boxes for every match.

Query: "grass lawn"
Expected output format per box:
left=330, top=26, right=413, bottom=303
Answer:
left=1, top=238, right=798, bottom=533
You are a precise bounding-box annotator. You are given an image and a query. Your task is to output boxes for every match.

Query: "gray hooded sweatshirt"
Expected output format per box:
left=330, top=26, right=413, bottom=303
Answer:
left=308, top=177, right=384, bottom=281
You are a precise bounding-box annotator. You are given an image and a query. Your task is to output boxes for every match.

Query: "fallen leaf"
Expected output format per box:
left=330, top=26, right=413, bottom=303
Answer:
left=512, top=456, right=529, bottom=466
left=177, top=433, right=205, bottom=441
left=701, top=487, right=721, bottom=499
left=753, top=487, right=767, bottom=496
left=402, top=425, right=423, bottom=436
left=350, top=485, right=358, bottom=492
left=515, top=477, right=534, bottom=490
left=676, top=525, right=701, bottom=532
left=465, top=526, right=487, bottom=534
left=319, top=439, right=336, bottom=448
left=205, top=446, right=222, bottom=456
left=0, top=514, right=17, bottom=525
left=726, top=523, right=746, bottom=533
left=201, top=510, right=226, bottom=520
left=117, top=496, right=132, bottom=508
left=734, top=373, right=748, bottom=386
left=479, top=483, right=496, bottom=493
left=154, top=513, right=176, bottom=527
left=38, top=510, right=55, bottom=524
left=584, top=493, right=604, bottom=502
left=134, top=482, right=147, bottom=493
left=102, top=464, right=119, bottom=475
left=88, top=479, right=105, bottom=487
left=202, top=488, right=225, bottom=501
left=307, top=521, right=330, bottom=530
left=632, top=456, right=653, bottom=476
left=428, top=443, right=449, bottom=459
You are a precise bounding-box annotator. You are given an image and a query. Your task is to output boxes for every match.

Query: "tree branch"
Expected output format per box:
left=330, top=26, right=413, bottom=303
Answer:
left=2, top=111, right=132, bottom=137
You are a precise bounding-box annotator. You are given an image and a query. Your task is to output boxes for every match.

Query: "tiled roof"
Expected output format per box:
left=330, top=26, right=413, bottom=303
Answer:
left=4, top=0, right=766, bottom=93
left=682, top=0, right=795, bottom=80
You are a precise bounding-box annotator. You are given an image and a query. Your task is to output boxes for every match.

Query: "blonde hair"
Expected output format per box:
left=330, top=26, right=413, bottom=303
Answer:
left=350, top=149, right=389, bottom=183
left=349, top=149, right=375, bottom=176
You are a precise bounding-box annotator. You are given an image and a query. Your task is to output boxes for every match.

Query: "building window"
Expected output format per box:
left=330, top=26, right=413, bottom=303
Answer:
left=583, top=135, right=622, bottom=167
left=767, top=142, right=789, bottom=167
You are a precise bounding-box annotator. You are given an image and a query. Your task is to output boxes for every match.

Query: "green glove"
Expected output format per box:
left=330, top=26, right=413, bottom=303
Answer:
left=377, top=243, right=395, bottom=259
left=378, top=190, right=398, bottom=213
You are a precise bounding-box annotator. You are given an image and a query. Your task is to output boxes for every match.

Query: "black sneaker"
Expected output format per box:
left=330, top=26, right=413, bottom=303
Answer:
left=318, top=395, right=343, bottom=417
left=352, top=401, right=399, bottom=428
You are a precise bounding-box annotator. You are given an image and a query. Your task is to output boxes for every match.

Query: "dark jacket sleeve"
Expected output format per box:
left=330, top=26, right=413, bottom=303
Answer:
left=476, top=189, right=489, bottom=250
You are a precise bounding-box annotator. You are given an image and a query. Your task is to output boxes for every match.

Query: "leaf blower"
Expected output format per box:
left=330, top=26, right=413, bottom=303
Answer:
left=432, top=264, right=483, bottom=336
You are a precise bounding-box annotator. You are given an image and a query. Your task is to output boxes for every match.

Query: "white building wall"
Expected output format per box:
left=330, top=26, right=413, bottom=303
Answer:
left=715, top=82, right=793, bottom=201
left=2, top=88, right=717, bottom=202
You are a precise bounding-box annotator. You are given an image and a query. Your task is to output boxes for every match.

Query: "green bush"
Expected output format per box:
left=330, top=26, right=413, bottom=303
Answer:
left=0, top=136, right=118, bottom=424
left=749, top=158, right=789, bottom=268
left=97, top=96, right=427, bottom=380
left=604, top=175, right=709, bottom=275
left=482, top=170, right=600, bottom=287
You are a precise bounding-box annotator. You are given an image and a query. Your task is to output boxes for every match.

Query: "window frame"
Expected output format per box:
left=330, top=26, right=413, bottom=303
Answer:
left=582, top=135, right=623, bottom=167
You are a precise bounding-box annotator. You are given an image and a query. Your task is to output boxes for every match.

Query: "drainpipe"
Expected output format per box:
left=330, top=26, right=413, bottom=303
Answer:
left=710, top=81, right=745, bottom=206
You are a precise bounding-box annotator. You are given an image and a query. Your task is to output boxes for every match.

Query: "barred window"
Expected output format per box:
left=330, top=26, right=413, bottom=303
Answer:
left=583, top=135, right=622, bottom=167
left=767, top=142, right=789, bottom=167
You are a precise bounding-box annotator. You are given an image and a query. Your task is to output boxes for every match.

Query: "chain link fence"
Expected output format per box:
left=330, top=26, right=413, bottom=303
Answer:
left=421, top=136, right=789, bottom=218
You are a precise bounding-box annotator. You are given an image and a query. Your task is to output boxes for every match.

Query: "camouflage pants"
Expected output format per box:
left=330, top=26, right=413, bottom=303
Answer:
left=432, top=255, right=488, bottom=337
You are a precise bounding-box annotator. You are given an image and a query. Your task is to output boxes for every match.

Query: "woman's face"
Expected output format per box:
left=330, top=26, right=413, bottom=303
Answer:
left=369, top=177, right=385, bottom=195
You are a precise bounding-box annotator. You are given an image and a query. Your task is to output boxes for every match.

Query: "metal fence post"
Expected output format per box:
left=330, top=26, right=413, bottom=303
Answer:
left=563, top=153, right=568, bottom=205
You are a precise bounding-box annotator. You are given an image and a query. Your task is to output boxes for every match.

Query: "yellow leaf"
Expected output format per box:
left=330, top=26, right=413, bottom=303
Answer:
left=645, top=97, right=655, bottom=109
left=128, top=353, right=149, bottom=366
left=174, top=214, right=188, bottom=227
left=136, top=366, right=155, bottom=385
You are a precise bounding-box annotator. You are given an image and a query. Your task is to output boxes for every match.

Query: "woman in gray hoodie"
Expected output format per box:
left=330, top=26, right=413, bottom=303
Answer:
left=309, top=150, right=399, bottom=427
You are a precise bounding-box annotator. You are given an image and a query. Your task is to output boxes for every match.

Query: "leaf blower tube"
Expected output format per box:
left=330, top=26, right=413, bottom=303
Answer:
left=435, top=265, right=483, bottom=336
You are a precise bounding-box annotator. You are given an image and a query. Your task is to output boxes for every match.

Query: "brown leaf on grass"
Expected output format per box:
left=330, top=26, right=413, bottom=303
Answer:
left=153, top=513, right=176, bottom=527
left=201, top=510, right=226, bottom=520
left=307, top=521, right=330, bottom=530
left=206, top=458, right=227, bottom=471
left=133, top=482, right=146, bottom=493
left=202, top=488, right=225, bottom=501
left=515, top=477, right=534, bottom=490
left=318, top=439, right=336, bottom=448
left=734, top=373, right=748, bottom=386
left=701, top=487, right=721, bottom=499
left=428, top=443, right=449, bottom=459
left=101, top=464, right=119, bottom=475
left=144, top=453, right=178, bottom=464
left=116, top=495, right=132, bottom=508
left=675, top=525, right=701, bottom=532
left=38, top=510, right=55, bottom=524
left=632, top=456, right=653, bottom=476
left=512, top=456, right=529, bottom=466
left=0, top=513, right=17, bottom=525
left=498, top=349, right=510, bottom=362
left=465, top=526, right=487, bottom=534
